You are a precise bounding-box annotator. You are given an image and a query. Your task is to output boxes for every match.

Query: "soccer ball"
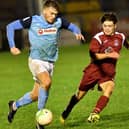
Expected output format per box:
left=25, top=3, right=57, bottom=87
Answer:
left=36, top=109, right=53, bottom=126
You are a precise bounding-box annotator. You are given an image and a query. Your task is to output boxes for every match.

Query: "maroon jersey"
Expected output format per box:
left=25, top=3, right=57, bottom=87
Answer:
left=79, top=31, right=129, bottom=91
left=89, top=31, right=126, bottom=77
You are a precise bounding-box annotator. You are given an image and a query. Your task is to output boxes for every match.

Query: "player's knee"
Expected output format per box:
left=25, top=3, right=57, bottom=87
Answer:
left=108, top=81, right=115, bottom=91
left=40, top=79, right=52, bottom=90
left=76, top=90, right=86, bottom=100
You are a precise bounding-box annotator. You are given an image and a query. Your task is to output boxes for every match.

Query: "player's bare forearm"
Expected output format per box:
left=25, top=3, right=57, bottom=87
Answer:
left=107, top=52, right=120, bottom=59
left=95, top=52, right=119, bottom=60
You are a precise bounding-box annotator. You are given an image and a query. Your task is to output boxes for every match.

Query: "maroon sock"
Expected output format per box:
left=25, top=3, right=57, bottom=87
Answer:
left=93, top=95, right=109, bottom=113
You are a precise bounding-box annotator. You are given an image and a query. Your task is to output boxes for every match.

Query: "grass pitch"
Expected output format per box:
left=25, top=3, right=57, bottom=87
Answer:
left=0, top=44, right=129, bottom=129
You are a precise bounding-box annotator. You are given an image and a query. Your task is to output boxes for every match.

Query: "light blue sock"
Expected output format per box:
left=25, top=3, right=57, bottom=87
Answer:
left=38, top=87, right=48, bottom=110
left=15, top=92, right=32, bottom=108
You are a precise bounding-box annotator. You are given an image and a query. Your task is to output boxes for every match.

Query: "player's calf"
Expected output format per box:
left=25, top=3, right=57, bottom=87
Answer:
left=60, top=95, right=79, bottom=124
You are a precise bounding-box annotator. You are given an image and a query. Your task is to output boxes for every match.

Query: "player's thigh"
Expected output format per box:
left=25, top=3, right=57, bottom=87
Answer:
left=28, top=58, right=53, bottom=89
left=79, top=64, right=100, bottom=91
left=79, top=71, right=98, bottom=91
left=28, top=58, right=54, bottom=77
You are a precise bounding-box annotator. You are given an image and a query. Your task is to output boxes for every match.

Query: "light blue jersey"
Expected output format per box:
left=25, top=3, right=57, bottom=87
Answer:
left=29, top=15, right=61, bottom=62
left=7, top=15, right=81, bottom=62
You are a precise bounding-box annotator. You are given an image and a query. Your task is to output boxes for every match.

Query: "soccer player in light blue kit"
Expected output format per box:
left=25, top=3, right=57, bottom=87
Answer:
left=6, top=0, right=85, bottom=129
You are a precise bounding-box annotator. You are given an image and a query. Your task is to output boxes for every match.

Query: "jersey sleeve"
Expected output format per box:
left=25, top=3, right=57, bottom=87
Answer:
left=6, top=20, right=23, bottom=48
left=123, top=38, right=129, bottom=49
left=6, top=16, right=32, bottom=48
left=20, top=16, right=32, bottom=29
left=60, top=16, right=70, bottom=29
left=60, top=16, right=81, bottom=34
left=119, top=32, right=129, bottom=49
left=89, top=38, right=101, bottom=59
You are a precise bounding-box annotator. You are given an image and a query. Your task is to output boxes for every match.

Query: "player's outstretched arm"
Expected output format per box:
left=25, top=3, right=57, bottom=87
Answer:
left=6, top=20, right=23, bottom=55
left=68, top=23, right=85, bottom=41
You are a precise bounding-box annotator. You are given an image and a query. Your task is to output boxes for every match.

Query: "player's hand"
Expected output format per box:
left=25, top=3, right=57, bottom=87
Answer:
left=107, top=51, right=120, bottom=59
left=75, top=34, right=85, bottom=41
left=10, top=47, right=21, bottom=55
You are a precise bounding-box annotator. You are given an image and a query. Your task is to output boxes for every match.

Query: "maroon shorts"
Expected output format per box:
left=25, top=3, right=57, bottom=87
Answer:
left=79, top=63, right=115, bottom=91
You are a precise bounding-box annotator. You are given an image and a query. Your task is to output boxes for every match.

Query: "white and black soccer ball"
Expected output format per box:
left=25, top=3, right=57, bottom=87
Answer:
left=36, top=109, right=53, bottom=126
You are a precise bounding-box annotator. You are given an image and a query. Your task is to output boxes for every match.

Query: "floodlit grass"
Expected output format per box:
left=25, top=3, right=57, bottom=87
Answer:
left=0, top=44, right=129, bottom=129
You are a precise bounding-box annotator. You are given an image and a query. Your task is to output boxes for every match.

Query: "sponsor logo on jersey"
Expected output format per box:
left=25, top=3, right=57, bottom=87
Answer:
left=37, top=27, right=57, bottom=35
left=105, top=46, right=113, bottom=53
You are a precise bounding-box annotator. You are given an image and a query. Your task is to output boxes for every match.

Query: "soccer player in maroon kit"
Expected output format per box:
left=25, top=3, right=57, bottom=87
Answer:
left=60, top=12, right=129, bottom=123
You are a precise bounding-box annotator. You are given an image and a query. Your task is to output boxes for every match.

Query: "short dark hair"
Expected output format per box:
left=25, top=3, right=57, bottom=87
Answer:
left=101, top=12, right=118, bottom=24
left=43, top=0, right=60, bottom=12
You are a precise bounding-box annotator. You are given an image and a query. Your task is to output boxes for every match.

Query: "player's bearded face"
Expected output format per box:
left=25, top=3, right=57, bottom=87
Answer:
left=102, top=21, right=116, bottom=36
left=43, top=7, right=58, bottom=24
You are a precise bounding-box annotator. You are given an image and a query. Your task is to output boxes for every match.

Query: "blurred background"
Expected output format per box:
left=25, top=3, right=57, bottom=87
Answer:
left=1, top=0, right=129, bottom=51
